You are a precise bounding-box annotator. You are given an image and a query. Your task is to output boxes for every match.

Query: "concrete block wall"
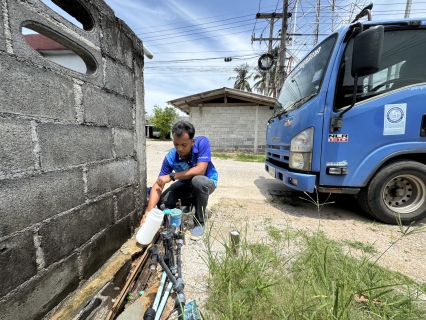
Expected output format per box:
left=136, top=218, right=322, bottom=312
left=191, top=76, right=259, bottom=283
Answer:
left=0, top=1, right=146, bottom=319
left=190, top=105, right=272, bottom=152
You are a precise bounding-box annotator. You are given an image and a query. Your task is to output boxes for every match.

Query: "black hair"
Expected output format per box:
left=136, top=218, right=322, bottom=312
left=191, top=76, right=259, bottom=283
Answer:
left=172, top=120, right=195, bottom=139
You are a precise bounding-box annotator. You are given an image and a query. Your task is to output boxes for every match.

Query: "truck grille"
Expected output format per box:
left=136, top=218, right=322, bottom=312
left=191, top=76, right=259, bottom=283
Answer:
left=266, top=144, right=290, bottom=168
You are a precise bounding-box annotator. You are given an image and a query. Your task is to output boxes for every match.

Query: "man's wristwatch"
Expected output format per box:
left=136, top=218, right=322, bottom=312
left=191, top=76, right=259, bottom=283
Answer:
left=169, top=172, right=175, bottom=181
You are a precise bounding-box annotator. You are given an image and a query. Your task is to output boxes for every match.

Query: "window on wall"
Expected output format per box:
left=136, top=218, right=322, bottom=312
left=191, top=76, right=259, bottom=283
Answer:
left=22, top=26, right=94, bottom=74
left=39, top=0, right=93, bottom=30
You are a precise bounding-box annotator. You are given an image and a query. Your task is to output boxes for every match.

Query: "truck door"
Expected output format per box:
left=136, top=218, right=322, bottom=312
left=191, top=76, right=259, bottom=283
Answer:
left=322, top=26, right=426, bottom=224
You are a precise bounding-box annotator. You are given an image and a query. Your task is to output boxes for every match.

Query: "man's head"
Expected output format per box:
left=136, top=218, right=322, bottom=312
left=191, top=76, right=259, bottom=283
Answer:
left=172, top=121, right=195, bottom=159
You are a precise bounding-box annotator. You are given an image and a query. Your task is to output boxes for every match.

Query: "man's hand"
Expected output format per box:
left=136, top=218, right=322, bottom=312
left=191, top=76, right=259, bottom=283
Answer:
left=141, top=179, right=168, bottom=227
left=139, top=212, right=148, bottom=227
left=156, top=174, right=172, bottom=188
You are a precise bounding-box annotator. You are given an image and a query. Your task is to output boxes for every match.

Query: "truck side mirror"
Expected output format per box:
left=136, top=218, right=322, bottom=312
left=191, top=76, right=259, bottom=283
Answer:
left=351, top=25, right=384, bottom=77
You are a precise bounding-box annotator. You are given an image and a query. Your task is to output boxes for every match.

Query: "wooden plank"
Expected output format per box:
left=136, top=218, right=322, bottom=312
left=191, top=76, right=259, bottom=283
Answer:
left=105, top=234, right=160, bottom=320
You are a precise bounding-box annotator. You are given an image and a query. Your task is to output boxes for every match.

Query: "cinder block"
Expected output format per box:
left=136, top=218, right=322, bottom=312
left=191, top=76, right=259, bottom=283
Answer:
left=38, top=123, right=113, bottom=170
left=116, top=186, right=135, bottom=220
left=101, top=16, right=133, bottom=68
left=130, top=209, right=143, bottom=229
left=0, top=230, right=37, bottom=299
left=83, top=86, right=133, bottom=129
left=104, top=56, right=134, bottom=98
left=0, top=54, right=75, bottom=120
left=0, top=118, right=34, bottom=173
left=0, top=254, right=79, bottom=320
left=114, top=128, right=134, bottom=158
left=80, top=215, right=131, bottom=279
left=39, top=197, right=114, bottom=266
left=86, top=158, right=136, bottom=198
left=0, top=169, right=85, bottom=237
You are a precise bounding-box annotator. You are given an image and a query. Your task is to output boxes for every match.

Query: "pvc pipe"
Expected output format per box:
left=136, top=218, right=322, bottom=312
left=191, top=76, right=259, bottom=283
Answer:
left=143, top=44, right=154, bottom=59
left=152, top=272, right=167, bottom=311
left=154, top=281, right=173, bottom=320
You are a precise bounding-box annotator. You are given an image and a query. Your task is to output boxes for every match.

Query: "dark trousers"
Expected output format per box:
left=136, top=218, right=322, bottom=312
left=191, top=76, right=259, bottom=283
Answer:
left=159, top=176, right=216, bottom=225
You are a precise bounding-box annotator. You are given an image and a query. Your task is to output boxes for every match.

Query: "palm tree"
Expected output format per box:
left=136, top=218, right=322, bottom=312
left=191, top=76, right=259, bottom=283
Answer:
left=228, top=63, right=252, bottom=92
left=253, top=67, right=279, bottom=97
left=252, top=68, right=267, bottom=94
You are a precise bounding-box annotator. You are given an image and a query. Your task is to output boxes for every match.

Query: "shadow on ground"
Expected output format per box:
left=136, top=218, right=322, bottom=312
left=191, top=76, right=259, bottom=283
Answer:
left=253, top=176, right=373, bottom=223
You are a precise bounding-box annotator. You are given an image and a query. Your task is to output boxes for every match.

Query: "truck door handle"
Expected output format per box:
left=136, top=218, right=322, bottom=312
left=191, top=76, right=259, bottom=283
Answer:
left=421, top=114, right=426, bottom=137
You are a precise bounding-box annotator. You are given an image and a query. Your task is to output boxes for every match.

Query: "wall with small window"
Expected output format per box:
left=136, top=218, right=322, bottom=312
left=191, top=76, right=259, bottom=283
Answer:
left=0, top=1, right=146, bottom=319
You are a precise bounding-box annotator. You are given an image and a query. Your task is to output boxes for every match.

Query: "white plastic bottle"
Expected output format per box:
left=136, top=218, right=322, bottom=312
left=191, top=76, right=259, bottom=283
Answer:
left=136, top=208, right=164, bottom=245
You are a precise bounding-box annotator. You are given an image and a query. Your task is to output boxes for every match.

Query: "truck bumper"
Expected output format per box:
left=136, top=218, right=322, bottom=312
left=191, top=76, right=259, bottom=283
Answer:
left=265, top=161, right=317, bottom=193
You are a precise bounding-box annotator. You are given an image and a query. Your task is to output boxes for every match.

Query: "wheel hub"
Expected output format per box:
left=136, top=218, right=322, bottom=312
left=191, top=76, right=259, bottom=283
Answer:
left=383, top=174, right=426, bottom=214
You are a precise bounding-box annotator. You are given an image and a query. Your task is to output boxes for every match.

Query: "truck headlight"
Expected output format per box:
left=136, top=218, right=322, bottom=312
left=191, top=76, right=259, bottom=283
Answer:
left=290, top=127, right=314, bottom=171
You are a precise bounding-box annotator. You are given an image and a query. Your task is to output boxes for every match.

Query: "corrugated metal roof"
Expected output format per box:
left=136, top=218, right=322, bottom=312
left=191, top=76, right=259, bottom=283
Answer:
left=168, top=87, right=277, bottom=115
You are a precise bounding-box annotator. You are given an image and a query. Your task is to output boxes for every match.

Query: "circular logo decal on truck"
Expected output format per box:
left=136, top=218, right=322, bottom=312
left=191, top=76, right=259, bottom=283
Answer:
left=386, top=107, right=404, bottom=123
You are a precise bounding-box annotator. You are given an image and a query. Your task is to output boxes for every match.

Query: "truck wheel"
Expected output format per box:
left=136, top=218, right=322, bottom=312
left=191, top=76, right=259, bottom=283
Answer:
left=358, top=160, right=426, bottom=225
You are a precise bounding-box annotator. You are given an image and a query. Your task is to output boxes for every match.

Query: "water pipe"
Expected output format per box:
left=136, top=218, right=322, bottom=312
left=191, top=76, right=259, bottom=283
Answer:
left=152, top=271, right=167, bottom=311
left=154, top=281, right=173, bottom=320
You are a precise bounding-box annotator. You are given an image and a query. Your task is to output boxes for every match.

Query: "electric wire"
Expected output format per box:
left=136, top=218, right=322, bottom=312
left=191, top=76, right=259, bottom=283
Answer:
left=142, top=21, right=257, bottom=42
left=143, top=0, right=425, bottom=79
left=139, top=17, right=255, bottom=39
left=132, top=4, right=280, bottom=31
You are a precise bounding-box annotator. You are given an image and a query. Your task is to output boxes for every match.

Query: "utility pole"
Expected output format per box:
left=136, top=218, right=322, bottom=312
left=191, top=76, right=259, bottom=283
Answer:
left=314, top=0, right=321, bottom=45
left=265, top=16, right=275, bottom=96
left=278, top=0, right=289, bottom=90
left=253, top=13, right=283, bottom=96
left=405, top=0, right=412, bottom=18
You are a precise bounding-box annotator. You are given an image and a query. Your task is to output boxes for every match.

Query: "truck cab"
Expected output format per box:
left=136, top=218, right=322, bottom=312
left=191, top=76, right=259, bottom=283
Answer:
left=265, top=17, right=426, bottom=224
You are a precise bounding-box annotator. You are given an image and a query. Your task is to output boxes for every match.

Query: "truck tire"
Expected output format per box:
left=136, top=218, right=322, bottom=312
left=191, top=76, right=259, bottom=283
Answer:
left=357, top=160, right=426, bottom=225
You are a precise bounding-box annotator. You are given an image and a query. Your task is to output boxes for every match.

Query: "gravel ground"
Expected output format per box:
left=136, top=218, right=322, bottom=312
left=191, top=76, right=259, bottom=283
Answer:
left=145, top=140, right=426, bottom=315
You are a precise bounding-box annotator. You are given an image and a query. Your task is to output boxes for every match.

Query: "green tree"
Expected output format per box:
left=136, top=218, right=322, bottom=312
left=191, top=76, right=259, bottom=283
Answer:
left=253, top=67, right=268, bottom=95
left=228, top=63, right=252, bottom=92
left=253, top=67, right=278, bottom=97
left=149, top=105, right=179, bottom=139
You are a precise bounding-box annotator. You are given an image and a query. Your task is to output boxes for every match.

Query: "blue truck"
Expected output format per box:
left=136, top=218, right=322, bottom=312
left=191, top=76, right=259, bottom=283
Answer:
left=265, top=14, right=426, bottom=225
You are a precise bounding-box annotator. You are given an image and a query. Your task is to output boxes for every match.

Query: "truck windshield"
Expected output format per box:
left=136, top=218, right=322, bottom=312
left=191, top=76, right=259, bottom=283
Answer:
left=335, top=28, right=426, bottom=109
left=274, top=34, right=337, bottom=117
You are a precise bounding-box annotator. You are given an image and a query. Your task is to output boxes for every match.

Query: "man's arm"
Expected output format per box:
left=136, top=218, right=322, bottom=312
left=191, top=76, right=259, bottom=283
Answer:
left=174, top=161, right=208, bottom=180
left=140, top=174, right=172, bottom=226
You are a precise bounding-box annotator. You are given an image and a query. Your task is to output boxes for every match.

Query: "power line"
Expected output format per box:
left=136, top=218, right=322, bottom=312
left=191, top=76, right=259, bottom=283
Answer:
left=133, top=4, right=280, bottom=30
left=153, top=50, right=256, bottom=54
left=144, top=27, right=265, bottom=46
left=148, top=54, right=259, bottom=63
left=142, top=21, right=256, bottom=42
left=137, top=15, right=254, bottom=37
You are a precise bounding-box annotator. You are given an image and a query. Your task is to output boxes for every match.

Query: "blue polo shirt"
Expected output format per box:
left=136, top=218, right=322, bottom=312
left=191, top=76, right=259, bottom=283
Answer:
left=159, top=136, right=218, bottom=187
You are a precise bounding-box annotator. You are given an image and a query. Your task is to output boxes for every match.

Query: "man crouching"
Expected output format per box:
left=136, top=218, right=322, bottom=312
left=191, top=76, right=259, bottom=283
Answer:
left=141, top=120, right=218, bottom=240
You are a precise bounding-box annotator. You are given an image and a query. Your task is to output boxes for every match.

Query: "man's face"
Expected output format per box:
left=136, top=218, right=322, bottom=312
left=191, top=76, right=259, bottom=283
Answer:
left=173, top=133, right=195, bottom=159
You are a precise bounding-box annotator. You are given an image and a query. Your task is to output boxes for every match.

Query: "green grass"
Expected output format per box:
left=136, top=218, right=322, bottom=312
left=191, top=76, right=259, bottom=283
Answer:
left=201, top=224, right=426, bottom=320
left=342, top=240, right=377, bottom=255
left=212, top=152, right=265, bottom=163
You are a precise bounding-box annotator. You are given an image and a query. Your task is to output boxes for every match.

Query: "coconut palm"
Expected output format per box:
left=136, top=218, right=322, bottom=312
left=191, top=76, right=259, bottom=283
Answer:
left=253, top=67, right=279, bottom=97
left=252, top=68, right=267, bottom=94
left=228, top=63, right=252, bottom=92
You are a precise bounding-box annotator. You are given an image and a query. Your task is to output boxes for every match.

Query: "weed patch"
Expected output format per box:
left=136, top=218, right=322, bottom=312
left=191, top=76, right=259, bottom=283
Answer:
left=212, top=152, right=265, bottom=163
left=201, top=224, right=426, bottom=319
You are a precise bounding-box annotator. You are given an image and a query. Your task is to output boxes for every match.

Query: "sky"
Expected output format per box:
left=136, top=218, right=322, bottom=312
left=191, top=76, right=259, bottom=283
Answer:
left=41, top=0, right=426, bottom=115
